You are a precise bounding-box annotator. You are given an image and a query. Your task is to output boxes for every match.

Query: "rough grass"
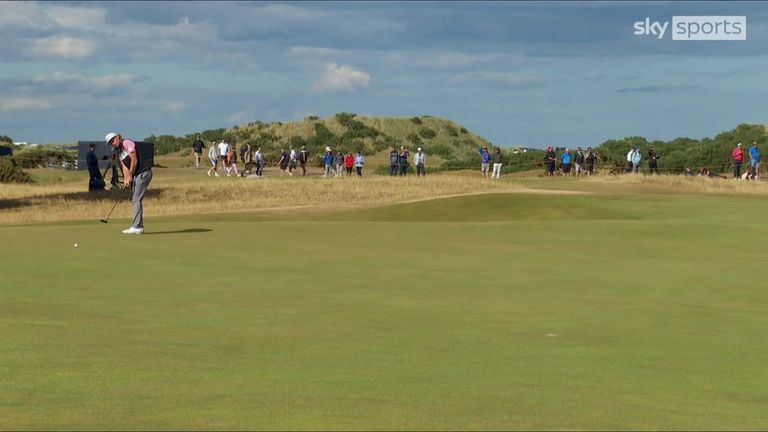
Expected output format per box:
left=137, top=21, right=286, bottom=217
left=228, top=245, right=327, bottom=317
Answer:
left=0, top=170, right=525, bottom=224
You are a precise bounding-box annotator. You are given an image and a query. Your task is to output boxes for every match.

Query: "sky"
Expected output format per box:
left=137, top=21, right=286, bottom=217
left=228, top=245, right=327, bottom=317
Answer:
left=1, top=1, right=767, bottom=148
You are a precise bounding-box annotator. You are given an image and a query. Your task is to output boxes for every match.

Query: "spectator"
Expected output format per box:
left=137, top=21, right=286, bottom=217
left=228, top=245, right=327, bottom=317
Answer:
left=240, top=142, right=253, bottom=176
left=323, top=147, right=334, bottom=177
left=732, top=142, right=745, bottom=179
left=749, top=142, right=760, bottom=179
left=335, top=150, right=345, bottom=178
left=345, top=151, right=354, bottom=176
left=192, top=135, right=204, bottom=169
left=355, top=151, right=365, bottom=176
left=226, top=144, right=240, bottom=177
left=648, top=148, right=660, bottom=175
left=491, top=147, right=503, bottom=179
left=86, top=143, right=105, bottom=191
left=299, top=145, right=309, bottom=176
left=217, top=140, right=230, bottom=173
left=631, top=146, right=642, bottom=173
left=288, top=145, right=297, bottom=175
left=573, top=147, right=585, bottom=178
left=561, top=148, right=572, bottom=176
left=414, top=147, right=426, bottom=177
left=389, top=147, right=399, bottom=177
left=207, top=141, right=219, bottom=177
left=585, top=147, right=597, bottom=176
left=278, top=147, right=290, bottom=176
left=544, top=146, right=556, bottom=177
left=254, top=146, right=264, bottom=177
left=479, top=145, right=492, bottom=179
left=399, top=146, right=410, bottom=176
left=626, top=147, right=634, bottom=173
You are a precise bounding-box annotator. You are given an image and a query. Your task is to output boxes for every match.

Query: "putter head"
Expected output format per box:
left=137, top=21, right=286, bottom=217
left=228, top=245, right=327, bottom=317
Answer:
left=99, top=219, right=108, bottom=224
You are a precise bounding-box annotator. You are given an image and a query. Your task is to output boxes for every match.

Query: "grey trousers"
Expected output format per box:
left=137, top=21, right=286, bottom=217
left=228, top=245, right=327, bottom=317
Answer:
left=131, top=170, right=153, bottom=228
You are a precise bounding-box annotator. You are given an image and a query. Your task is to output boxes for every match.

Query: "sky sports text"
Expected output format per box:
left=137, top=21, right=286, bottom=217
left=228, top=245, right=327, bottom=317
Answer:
left=634, top=16, right=746, bottom=40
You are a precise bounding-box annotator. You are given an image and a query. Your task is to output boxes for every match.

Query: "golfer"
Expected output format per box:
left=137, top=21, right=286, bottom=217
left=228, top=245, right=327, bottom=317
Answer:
left=749, top=142, right=760, bottom=179
left=106, top=132, right=152, bottom=234
left=732, top=143, right=745, bottom=179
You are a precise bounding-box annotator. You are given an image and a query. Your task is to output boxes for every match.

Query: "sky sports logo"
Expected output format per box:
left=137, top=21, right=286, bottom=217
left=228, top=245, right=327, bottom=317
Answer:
left=634, top=16, right=746, bottom=40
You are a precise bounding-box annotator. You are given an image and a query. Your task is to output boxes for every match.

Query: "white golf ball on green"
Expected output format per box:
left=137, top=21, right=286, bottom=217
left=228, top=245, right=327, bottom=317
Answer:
left=74, top=243, right=78, bottom=248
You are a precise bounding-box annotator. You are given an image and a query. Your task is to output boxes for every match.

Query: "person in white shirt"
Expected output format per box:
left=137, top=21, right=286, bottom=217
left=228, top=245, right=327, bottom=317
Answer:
left=414, top=147, right=426, bottom=177
left=218, top=140, right=230, bottom=172
left=626, top=148, right=634, bottom=173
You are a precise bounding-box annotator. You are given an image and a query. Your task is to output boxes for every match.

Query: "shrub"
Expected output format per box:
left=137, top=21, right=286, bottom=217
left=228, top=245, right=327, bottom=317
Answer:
left=0, top=157, right=32, bottom=183
left=407, top=133, right=423, bottom=146
left=445, top=125, right=459, bottom=137
left=460, top=127, right=468, bottom=134
left=419, top=127, right=437, bottom=139
left=410, top=117, right=423, bottom=125
left=13, top=146, right=75, bottom=169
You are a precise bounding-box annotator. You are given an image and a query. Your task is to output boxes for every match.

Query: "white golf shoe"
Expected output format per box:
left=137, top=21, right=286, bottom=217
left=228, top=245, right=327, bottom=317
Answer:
left=121, top=226, right=144, bottom=235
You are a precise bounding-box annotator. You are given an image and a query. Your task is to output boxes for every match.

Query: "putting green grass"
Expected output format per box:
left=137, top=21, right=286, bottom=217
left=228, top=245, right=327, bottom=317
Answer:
left=2, top=192, right=768, bottom=429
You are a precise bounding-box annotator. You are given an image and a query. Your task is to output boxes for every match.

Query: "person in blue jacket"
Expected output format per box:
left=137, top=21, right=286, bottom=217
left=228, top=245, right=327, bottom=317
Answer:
left=561, top=148, right=572, bottom=176
left=749, top=142, right=761, bottom=179
left=479, top=145, right=492, bottom=179
left=323, top=147, right=334, bottom=178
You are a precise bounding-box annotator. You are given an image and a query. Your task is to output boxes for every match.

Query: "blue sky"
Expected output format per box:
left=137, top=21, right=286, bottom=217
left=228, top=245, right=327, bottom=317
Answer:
left=1, top=1, right=767, bottom=148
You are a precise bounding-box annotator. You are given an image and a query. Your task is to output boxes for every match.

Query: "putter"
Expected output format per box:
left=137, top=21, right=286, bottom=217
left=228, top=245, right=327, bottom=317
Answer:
left=100, top=200, right=119, bottom=224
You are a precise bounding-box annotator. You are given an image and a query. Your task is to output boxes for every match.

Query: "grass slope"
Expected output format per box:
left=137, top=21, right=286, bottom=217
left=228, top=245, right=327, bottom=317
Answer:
left=1, top=191, right=768, bottom=429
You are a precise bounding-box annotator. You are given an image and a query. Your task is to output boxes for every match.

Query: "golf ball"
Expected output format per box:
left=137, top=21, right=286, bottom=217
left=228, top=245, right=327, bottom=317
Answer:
left=74, top=243, right=78, bottom=248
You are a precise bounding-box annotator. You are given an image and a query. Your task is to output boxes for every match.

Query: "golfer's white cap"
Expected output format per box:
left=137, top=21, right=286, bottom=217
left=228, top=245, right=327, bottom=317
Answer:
left=738, top=142, right=742, bottom=146
left=325, top=146, right=331, bottom=151
left=105, top=132, right=117, bottom=145
left=417, top=147, right=422, bottom=151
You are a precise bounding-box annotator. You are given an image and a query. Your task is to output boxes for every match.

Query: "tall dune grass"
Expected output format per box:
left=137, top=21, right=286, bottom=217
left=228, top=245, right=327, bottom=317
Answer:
left=0, top=173, right=525, bottom=224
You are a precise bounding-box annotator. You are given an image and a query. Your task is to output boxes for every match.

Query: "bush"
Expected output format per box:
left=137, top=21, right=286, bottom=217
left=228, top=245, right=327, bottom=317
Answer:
left=13, top=146, right=75, bottom=169
left=0, top=157, right=32, bottom=183
left=407, top=133, right=423, bottom=146
left=429, top=143, right=453, bottom=158
left=0, top=135, right=12, bottom=145
left=419, top=127, right=437, bottom=139
left=460, top=127, right=468, bottom=134
left=445, top=125, right=459, bottom=137
left=410, top=117, right=423, bottom=125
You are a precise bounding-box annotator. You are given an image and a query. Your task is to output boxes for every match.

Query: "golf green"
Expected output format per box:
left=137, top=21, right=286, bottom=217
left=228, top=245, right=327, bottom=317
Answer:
left=2, top=192, right=767, bottom=429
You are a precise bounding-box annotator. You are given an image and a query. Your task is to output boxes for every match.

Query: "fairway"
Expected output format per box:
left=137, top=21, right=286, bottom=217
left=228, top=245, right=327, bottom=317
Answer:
left=2, top=187, right=768, bottom=429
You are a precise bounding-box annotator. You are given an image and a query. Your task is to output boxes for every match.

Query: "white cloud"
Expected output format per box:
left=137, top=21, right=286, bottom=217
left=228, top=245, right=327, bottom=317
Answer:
left=31, top=36, right=94, bottom=59
left=0, top=2, right=54, bottom=29
left=450, top=71, right=545, bottom=86
left=228, top=111, right=249, bottom=123
left=289, top=46, right=349, bottom=59
left=162, top=101, right=187, bottom=113
left=434, top=52, right=499, bottom=68
left=47, top=5, right=107, bottom=30
left=312, top=63, right=371, bottom=93
left=0, top=97, right=52, bottom=112
left=34, top=72, right=140, bottom=90
left=252, top=4, right=327, bottom=21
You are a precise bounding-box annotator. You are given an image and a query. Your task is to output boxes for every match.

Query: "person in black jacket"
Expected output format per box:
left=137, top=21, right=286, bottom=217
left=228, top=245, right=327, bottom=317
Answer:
left=192, top=135, right=204, bottom=168
left=544, top=146, right=556, bottom=177
left=585, top=147, right=597, bottom=176
left=574, top=147, right=585, bottom=177
left=86, top=143, right=105, bottom=191
left=648, top=148, right=660, bottom=175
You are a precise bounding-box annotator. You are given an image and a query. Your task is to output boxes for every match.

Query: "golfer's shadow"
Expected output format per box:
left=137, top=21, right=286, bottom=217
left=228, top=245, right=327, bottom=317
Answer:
left=143, top=228, right=212, bottom=235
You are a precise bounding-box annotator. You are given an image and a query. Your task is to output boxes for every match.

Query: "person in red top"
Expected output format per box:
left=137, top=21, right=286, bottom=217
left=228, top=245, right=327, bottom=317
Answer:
left=344, top=151, right=354, bottom=176
left=732, top=142, right=745, bottom=179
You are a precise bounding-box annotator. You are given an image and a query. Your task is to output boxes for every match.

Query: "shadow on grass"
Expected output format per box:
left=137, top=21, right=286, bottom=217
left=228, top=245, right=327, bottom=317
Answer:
left=0, top=199, right=32, bottom=210
left=142, top=228, right=212, bottom=235
left=0, top=188, right=164, bottom=211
